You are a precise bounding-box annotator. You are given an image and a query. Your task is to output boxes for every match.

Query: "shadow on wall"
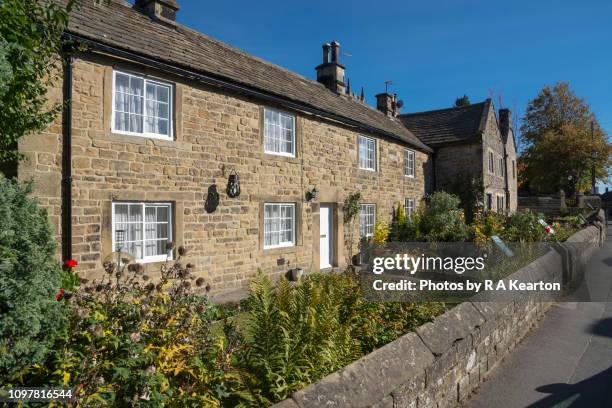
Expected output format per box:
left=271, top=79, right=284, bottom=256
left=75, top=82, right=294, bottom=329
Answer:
left=526, top=317, right=612, bottom=407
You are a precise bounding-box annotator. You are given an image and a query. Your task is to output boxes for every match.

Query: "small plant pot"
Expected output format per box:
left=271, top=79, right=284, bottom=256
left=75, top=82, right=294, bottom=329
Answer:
left=291, top=267, right=305, bottom=281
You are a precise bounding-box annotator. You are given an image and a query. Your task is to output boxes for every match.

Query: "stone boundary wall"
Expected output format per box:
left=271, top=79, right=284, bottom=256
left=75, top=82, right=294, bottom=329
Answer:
left=273, top=212, right=607, bottom=408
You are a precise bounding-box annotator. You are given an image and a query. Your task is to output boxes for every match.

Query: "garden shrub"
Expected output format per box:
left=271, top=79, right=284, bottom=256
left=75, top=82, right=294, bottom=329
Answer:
left=471, top=211, right=506, bottom=245
left=372, top=218, right=390, bottom=245
left=0, top=177, right=67, bottom=382
left=502, top=209, right=547, bottom=242
left=418, top=192, right=469, bottom=242
left=389, top=203, right=418, bottom=242
left=22, top=252, right=240, bottom=407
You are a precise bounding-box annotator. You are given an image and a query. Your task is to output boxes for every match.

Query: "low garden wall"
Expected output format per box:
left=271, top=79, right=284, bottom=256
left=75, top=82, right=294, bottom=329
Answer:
left=273, top=212, right=607, bottom=408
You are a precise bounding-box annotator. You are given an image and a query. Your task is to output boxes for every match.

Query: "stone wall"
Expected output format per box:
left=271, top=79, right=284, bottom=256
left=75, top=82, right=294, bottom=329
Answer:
left=272, top=219, right=606, bottom=408
left=18, top=53, right=431, bottom=296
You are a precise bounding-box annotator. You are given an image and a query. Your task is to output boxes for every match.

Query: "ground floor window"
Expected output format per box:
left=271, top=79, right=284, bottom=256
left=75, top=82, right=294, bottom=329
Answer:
left=486, top=193, right=493, bottom=211
left=404, top=198, right=415, bottom=217
left=264, top=203, right=295, bottom=249
left=112, top=202, right=172, bottom=262
left=497, top=196, right=504, bottom=213
left=360, top=204, right=376, bottom=238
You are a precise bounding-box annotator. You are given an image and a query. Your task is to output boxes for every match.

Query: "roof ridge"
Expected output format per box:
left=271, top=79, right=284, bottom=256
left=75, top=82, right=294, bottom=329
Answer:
left=66, top=0, right=431, bottom=152
left=398, top=100, right=487, bottom=117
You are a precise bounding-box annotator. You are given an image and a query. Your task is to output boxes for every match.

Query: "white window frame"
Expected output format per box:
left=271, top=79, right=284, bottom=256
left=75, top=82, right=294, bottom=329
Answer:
left=405, top=149, right=415, bottom=178
left=263, top=203, right=296, bottom=249
left=263, top=107, right=296, bottom=157
left=404, top=198, right=415, bottom=217
left=111, top=70, right=173, bottom=140
left=111, top=202, right=173, bottom=263
left=488, top=151, right=494, bottom=174
left=358, top=135, right=377, bottom=171
left=360, top=203, right=376, bottom=238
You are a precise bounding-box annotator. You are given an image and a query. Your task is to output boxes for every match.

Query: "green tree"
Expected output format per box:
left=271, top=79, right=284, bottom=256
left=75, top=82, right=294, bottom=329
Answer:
left=519, top=82, right=611, bottom=195
left=0, top=0, right=74, bottom=164
left=454, top=95, right=471, bottom=107
left=0, top=177, right=67, bottom=382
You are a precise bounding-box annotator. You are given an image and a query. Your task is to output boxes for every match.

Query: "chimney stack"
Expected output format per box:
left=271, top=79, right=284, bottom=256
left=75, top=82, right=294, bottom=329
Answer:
left=315, top=40, right=346, bottom=95
left=134, top=0, right=179, bottom=24
left=499, top=108, right=512, bottom=139
left=375, top=92, right=402, bottom=117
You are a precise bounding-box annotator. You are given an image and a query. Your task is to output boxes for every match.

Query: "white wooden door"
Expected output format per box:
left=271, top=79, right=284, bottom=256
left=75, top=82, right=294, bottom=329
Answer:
left=319, top=205, right=332, bottom=269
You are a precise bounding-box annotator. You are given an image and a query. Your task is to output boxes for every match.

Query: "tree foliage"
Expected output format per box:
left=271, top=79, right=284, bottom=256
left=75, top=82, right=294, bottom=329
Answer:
left=519, top=82, right=611, bottom=195
left=0, top=177, right=67, bottom=381
left=454, top=94, right=471, bottom=107
left=0, top=0, right=73, bottom=162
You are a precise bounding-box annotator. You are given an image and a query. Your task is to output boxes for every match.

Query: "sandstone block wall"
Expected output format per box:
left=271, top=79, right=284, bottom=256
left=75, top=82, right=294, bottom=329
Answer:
left=273, top=222, right=605, bottom=408
left=18, top=54, right=431, bottom=295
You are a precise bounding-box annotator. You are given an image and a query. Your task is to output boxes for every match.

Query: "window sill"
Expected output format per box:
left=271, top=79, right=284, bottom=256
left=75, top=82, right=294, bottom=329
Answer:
left=260, top=244, right=301, bottom=255
left=263, top=153, right=300, bottom=164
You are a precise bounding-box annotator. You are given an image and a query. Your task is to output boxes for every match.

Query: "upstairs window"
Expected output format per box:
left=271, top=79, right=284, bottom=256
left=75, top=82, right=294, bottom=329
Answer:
left=113, top=71, right=172, bottom=139
left=405, top=149, right=415, bottom=177
left=499, top=157, right=504, bottom=176
left=264, top=108, right=296, bottom=157
left=112, top=202, right=173, bottom=263
left=264, top=203, right=295, bottom=249
left=404, top=198, right=415, bottom=217
left=359, top=204, right=376, bottom=238
left=359, top=136, right=377, bottom=171
left=488, top=151, right=494, bottom=174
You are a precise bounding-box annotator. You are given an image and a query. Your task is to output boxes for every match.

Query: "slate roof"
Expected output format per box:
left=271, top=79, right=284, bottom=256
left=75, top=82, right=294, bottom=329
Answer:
left=64, top=0, right=431, bottom=152
left=398, top=100, right=491, bottom=147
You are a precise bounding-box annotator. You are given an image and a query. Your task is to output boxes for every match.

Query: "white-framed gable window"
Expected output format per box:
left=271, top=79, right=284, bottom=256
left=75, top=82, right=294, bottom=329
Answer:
left=404, top=198, right=415, bottom=217
left=359, top=203, right=376, bottom=238
left=264, top=203, right=295, bottom=249
left=112, top=202, right=173, bottom=263
left=488, top=151, right=494, bottom=174
left=264, top=108, right=296, bottom=157
left=112, top=71, right=172, bottom=139
left=405, top=149, right=415, bottom=177
left=358, top=135, right=377, bottom=171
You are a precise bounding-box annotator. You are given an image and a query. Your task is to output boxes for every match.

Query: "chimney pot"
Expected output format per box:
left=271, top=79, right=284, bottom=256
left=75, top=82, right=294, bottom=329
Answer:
left=330, top=40, right=340, bottom=63
left=322, top=43, right=330, bottom=64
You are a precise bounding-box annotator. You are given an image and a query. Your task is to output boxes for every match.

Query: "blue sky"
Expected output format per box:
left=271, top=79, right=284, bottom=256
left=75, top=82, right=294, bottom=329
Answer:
left=177, top=0, right=612, bottom=188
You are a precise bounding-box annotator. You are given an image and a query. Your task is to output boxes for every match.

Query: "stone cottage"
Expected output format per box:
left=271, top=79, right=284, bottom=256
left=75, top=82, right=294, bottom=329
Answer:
left=16, top=0, right=516, bottom=297
left=399, top=100, right=518, bottom=213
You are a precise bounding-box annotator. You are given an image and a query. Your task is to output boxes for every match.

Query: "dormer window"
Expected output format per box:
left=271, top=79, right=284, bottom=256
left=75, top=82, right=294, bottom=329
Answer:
left=112, top=71, right=172, bottom=140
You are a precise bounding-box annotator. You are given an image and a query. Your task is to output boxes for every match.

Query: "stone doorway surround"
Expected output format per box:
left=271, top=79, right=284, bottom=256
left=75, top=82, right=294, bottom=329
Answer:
left=310, top=187, right=344, bottom=272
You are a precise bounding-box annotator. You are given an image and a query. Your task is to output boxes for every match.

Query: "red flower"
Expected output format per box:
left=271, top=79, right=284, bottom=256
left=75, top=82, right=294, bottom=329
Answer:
left=55, top=288, right=64, bottom=301
left=545, top=226, right=551, bottom=235
left=64, top=259, right=78, bottom=268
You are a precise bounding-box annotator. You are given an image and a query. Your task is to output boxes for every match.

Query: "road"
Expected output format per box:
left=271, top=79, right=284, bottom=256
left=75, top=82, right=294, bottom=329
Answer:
left=467, top=224, right=612, bottom=408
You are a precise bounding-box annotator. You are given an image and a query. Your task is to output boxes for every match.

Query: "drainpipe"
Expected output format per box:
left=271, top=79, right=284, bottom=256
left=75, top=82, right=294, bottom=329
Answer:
left=61, top=49, right=73, bottom=262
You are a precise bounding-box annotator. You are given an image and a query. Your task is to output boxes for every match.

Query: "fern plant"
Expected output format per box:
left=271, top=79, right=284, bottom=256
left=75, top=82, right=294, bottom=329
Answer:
left=240, top=272, right=360, bottom=404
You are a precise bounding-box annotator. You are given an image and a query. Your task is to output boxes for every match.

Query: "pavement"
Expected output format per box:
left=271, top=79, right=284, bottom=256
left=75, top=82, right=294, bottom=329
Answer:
left=467, top=223, right=612, bottom=408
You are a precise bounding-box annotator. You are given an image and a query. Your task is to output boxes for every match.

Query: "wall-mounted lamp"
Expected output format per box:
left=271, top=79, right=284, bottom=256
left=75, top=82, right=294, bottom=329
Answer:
left=306, top=187, right=319, bottom=202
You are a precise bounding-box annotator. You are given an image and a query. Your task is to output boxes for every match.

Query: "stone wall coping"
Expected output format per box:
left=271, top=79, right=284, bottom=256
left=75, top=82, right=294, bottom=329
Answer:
left=272, top=222, right=606, bottom=408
